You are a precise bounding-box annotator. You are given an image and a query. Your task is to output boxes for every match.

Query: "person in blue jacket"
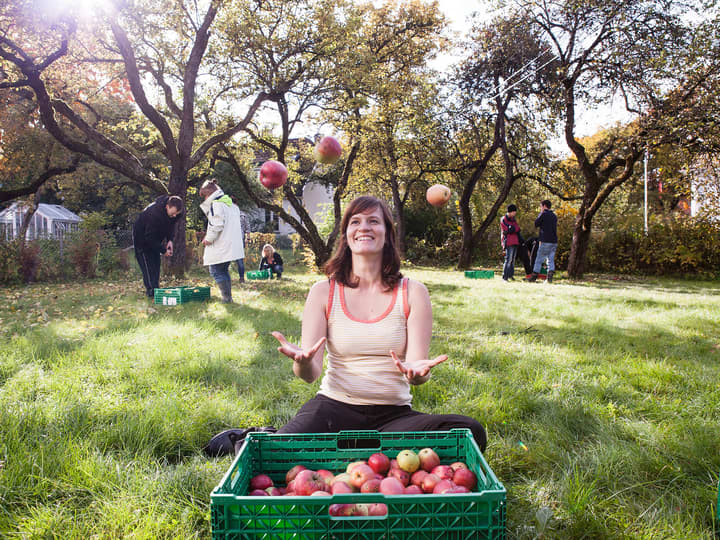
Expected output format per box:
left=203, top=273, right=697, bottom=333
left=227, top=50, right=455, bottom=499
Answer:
left=527, top=200, right=558, bottom=283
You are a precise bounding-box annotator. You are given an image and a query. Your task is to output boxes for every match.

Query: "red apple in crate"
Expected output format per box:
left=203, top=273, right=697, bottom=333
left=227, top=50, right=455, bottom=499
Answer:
left=250, top=474, right=273, bottom=491
left=346, top=460, right=367, bottom=474
left=332, top=473, right=352, bottom=486
left=361, top=478, right=382, bottom=493
left=450, top=461, right=468, bottom=472
left=374, top=473, right=384, bottom=481
left=265, top=486, right=283, bottom=496
left=417, top=448, right=440, bottom=472
left=249, top=489, right=268, bottom=496
left=311, top=490, right=331, bottom=496
left=426, top=184, right=451, bottom=207
left=404, top=484, right=423, bottom=495
left=285, top=465, right=307, bottom=484
left=367, top=452, right=391, bottom=475
left=451, top=486, right=471, bottom=493
left=431, top=465, right=454, bottom=481
left=350, top=464, right=376, bottom=489
left=388, top=467, right=410, bottom=486
left=331, top=481, right=353, bottom=495
left=396, top=450, right=420, bottom=473
left=389, top=459, right=399, bottom=470
left=294, top=469, right=326, bottom=495
left=317, top=469, right=334, bottom=489
left=284, top=491, right=296, bottom=496
left=354, top=503, right=370, bottom=516
left=452, top=467, right=477, bottom=490
left=259, top=160, right=288, bottom=190
left=433, top=480, right=456, bottom=494
left=314, top=135, right=343, bottom=164
left=379, top=477, right=405, bottom=495
left=410, top=470, right=428, bottom=487
left=368, top=503, right=388, bottom=516
left=420, top=473, right=441, bottom=493
left=329, top=503, right=351, bottom=516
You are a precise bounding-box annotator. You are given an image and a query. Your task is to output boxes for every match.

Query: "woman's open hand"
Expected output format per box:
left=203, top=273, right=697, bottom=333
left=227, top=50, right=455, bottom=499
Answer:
left=390, top=350, right=447, bottom=383
left=272, top=332, right=326, bottom=365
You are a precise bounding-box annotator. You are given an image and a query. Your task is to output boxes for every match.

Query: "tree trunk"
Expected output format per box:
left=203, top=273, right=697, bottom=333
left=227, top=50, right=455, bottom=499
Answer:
left=566, top=213, right=591, bottom=278
left=391, top=186, right=406, bottom=256
left=457, top=219, right=475, bottom=269
left=167, top=170, right=189, bottom=277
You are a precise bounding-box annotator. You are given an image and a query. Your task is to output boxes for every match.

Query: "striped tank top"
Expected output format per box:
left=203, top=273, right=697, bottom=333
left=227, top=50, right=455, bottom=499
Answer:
left=317, top=278, right=411, bottom=406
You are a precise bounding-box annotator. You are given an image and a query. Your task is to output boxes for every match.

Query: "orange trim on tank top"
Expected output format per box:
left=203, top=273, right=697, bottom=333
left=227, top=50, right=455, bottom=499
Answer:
left=338, top=280, right=400, bottom=323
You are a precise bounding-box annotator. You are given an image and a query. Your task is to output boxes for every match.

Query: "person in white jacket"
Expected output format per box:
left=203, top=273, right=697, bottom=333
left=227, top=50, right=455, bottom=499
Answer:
left=199, top=180, right=245, bottom=303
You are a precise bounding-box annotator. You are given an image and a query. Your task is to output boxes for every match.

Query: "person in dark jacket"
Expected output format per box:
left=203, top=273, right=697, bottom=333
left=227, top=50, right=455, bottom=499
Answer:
left=259, top=244, right=284, bottom=279
left=500, top=204, right=521, bottom=281
left=527, top=199, right=558, bottom=283
left=132, top=195, right=183, bottom=297
left=518, top=236, right=538, bottom=277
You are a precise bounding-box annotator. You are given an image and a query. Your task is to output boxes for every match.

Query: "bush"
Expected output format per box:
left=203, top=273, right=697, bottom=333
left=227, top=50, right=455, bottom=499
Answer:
left=0, top=239, right=21, bottom=284
left=66, top=213, right=108, bottom=279
left=586, top=214, right=720, bottom=277
left=36, top=238, right=67, bottom=281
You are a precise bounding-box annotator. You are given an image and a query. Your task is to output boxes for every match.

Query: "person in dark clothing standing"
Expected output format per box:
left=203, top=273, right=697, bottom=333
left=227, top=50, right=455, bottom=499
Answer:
left=527, top=199, right=558, bottom=283
left=132, top=195, right=183, bottom=297
left=500, top=204, right=521, bottom=281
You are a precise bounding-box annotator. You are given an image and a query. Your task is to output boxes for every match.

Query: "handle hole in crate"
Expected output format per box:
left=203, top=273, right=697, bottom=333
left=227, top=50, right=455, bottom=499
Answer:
left=336, top=437, right=381, bottom=450
left=328, top=503, right=388, bottom=519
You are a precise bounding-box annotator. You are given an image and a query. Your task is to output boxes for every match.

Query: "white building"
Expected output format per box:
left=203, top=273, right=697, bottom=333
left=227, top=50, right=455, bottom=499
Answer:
left=277, top=182, right=334, bottom=235
left=0, top=202, right=82, bottom=241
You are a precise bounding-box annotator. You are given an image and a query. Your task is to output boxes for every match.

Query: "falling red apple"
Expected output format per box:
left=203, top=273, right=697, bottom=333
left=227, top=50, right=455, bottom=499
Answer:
left=259, top=160, right=288, bottom=190
left=426, top=184, right=452, bottom=207
left=314, top=135, right=343, bottom=164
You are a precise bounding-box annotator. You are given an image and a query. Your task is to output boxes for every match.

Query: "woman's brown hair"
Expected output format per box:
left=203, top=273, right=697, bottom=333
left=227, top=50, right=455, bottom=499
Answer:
left=323, top=196, right=402, bottom=291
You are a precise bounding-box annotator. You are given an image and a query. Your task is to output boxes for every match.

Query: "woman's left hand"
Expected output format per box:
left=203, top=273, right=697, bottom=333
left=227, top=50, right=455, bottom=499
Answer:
left=390, top=350, right=447, bottom=383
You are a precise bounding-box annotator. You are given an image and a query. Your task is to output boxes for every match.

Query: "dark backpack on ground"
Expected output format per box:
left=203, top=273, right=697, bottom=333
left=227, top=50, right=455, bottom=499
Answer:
left=202, top=426, right=277, bottom=457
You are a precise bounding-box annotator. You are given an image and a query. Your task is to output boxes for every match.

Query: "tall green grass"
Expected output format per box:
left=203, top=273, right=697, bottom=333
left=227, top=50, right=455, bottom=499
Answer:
left=0, top=269, right=718, bottom=538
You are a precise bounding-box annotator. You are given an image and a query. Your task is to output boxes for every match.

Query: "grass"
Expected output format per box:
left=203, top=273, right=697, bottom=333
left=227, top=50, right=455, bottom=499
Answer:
left=0, top=265, right=719, bottom=539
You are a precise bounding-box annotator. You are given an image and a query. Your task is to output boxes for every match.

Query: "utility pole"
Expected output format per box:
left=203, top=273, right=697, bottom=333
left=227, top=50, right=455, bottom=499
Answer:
left=644, top=148, right=649, bottom=235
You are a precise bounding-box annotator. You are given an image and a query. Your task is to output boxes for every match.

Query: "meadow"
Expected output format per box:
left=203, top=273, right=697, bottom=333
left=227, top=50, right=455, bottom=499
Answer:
left=1, top=265, right=719, bottom=539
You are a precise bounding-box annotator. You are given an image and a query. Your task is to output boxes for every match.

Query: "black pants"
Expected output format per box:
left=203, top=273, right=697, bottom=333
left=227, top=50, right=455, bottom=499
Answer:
left=134, top=248, right=161, bottom=297
left=278, top=394, right=487, bottom=452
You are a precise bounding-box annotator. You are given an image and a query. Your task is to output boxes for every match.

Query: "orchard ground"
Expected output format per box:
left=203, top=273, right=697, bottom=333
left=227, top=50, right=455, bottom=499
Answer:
left=0, top=264, right=719, bottom=539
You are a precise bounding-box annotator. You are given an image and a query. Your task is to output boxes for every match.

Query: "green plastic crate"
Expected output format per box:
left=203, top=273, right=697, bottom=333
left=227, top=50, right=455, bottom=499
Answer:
left=464, top=270, right=494, bottom=279
left=247, top=269, right=270, bottom=280
left=154, top=286, right=210, bottom=305
left=211, top=429, right=506, bottom=539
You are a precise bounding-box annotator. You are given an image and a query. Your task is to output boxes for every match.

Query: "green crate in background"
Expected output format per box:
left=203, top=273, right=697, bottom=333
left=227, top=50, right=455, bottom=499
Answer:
left=465, top=270, right=494, bottom=279
left=211, top=429, right=506, bottom=540
left=154, top=286, right=210, bottom=305
left=246, top=269, right=270, bottom=280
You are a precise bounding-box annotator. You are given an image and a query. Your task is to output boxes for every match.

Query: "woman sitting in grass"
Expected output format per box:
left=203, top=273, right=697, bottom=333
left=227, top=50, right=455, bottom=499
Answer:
left=272, top=196, right=487, bottom=451
left=259, top=244, right=284, bottom=279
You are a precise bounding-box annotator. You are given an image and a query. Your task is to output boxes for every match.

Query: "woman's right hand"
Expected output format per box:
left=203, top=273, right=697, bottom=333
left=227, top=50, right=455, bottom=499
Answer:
left=272, top=331, right=326, bottom=366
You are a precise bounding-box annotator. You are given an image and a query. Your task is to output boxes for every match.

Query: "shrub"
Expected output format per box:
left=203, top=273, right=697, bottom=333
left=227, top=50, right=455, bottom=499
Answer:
left=36, top=238, right=67, bottom=281
left=19, top=242, right=41, bottom=283
left=66, top=213, right=108, bottom=279
left=586, top=214, right=720, bottom=277
left=0, top=239, right=21, bottom=284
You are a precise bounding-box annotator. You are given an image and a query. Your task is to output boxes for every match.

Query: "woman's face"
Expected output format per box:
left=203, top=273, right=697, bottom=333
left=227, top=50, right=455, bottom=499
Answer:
left=264, top=248, right=272, bottom=258
left=346, top=206, right=386, bottom=255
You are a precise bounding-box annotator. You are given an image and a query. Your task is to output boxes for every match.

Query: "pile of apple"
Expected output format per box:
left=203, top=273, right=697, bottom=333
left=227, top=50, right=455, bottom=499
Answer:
left=246, top=448, right=477, bottom=517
